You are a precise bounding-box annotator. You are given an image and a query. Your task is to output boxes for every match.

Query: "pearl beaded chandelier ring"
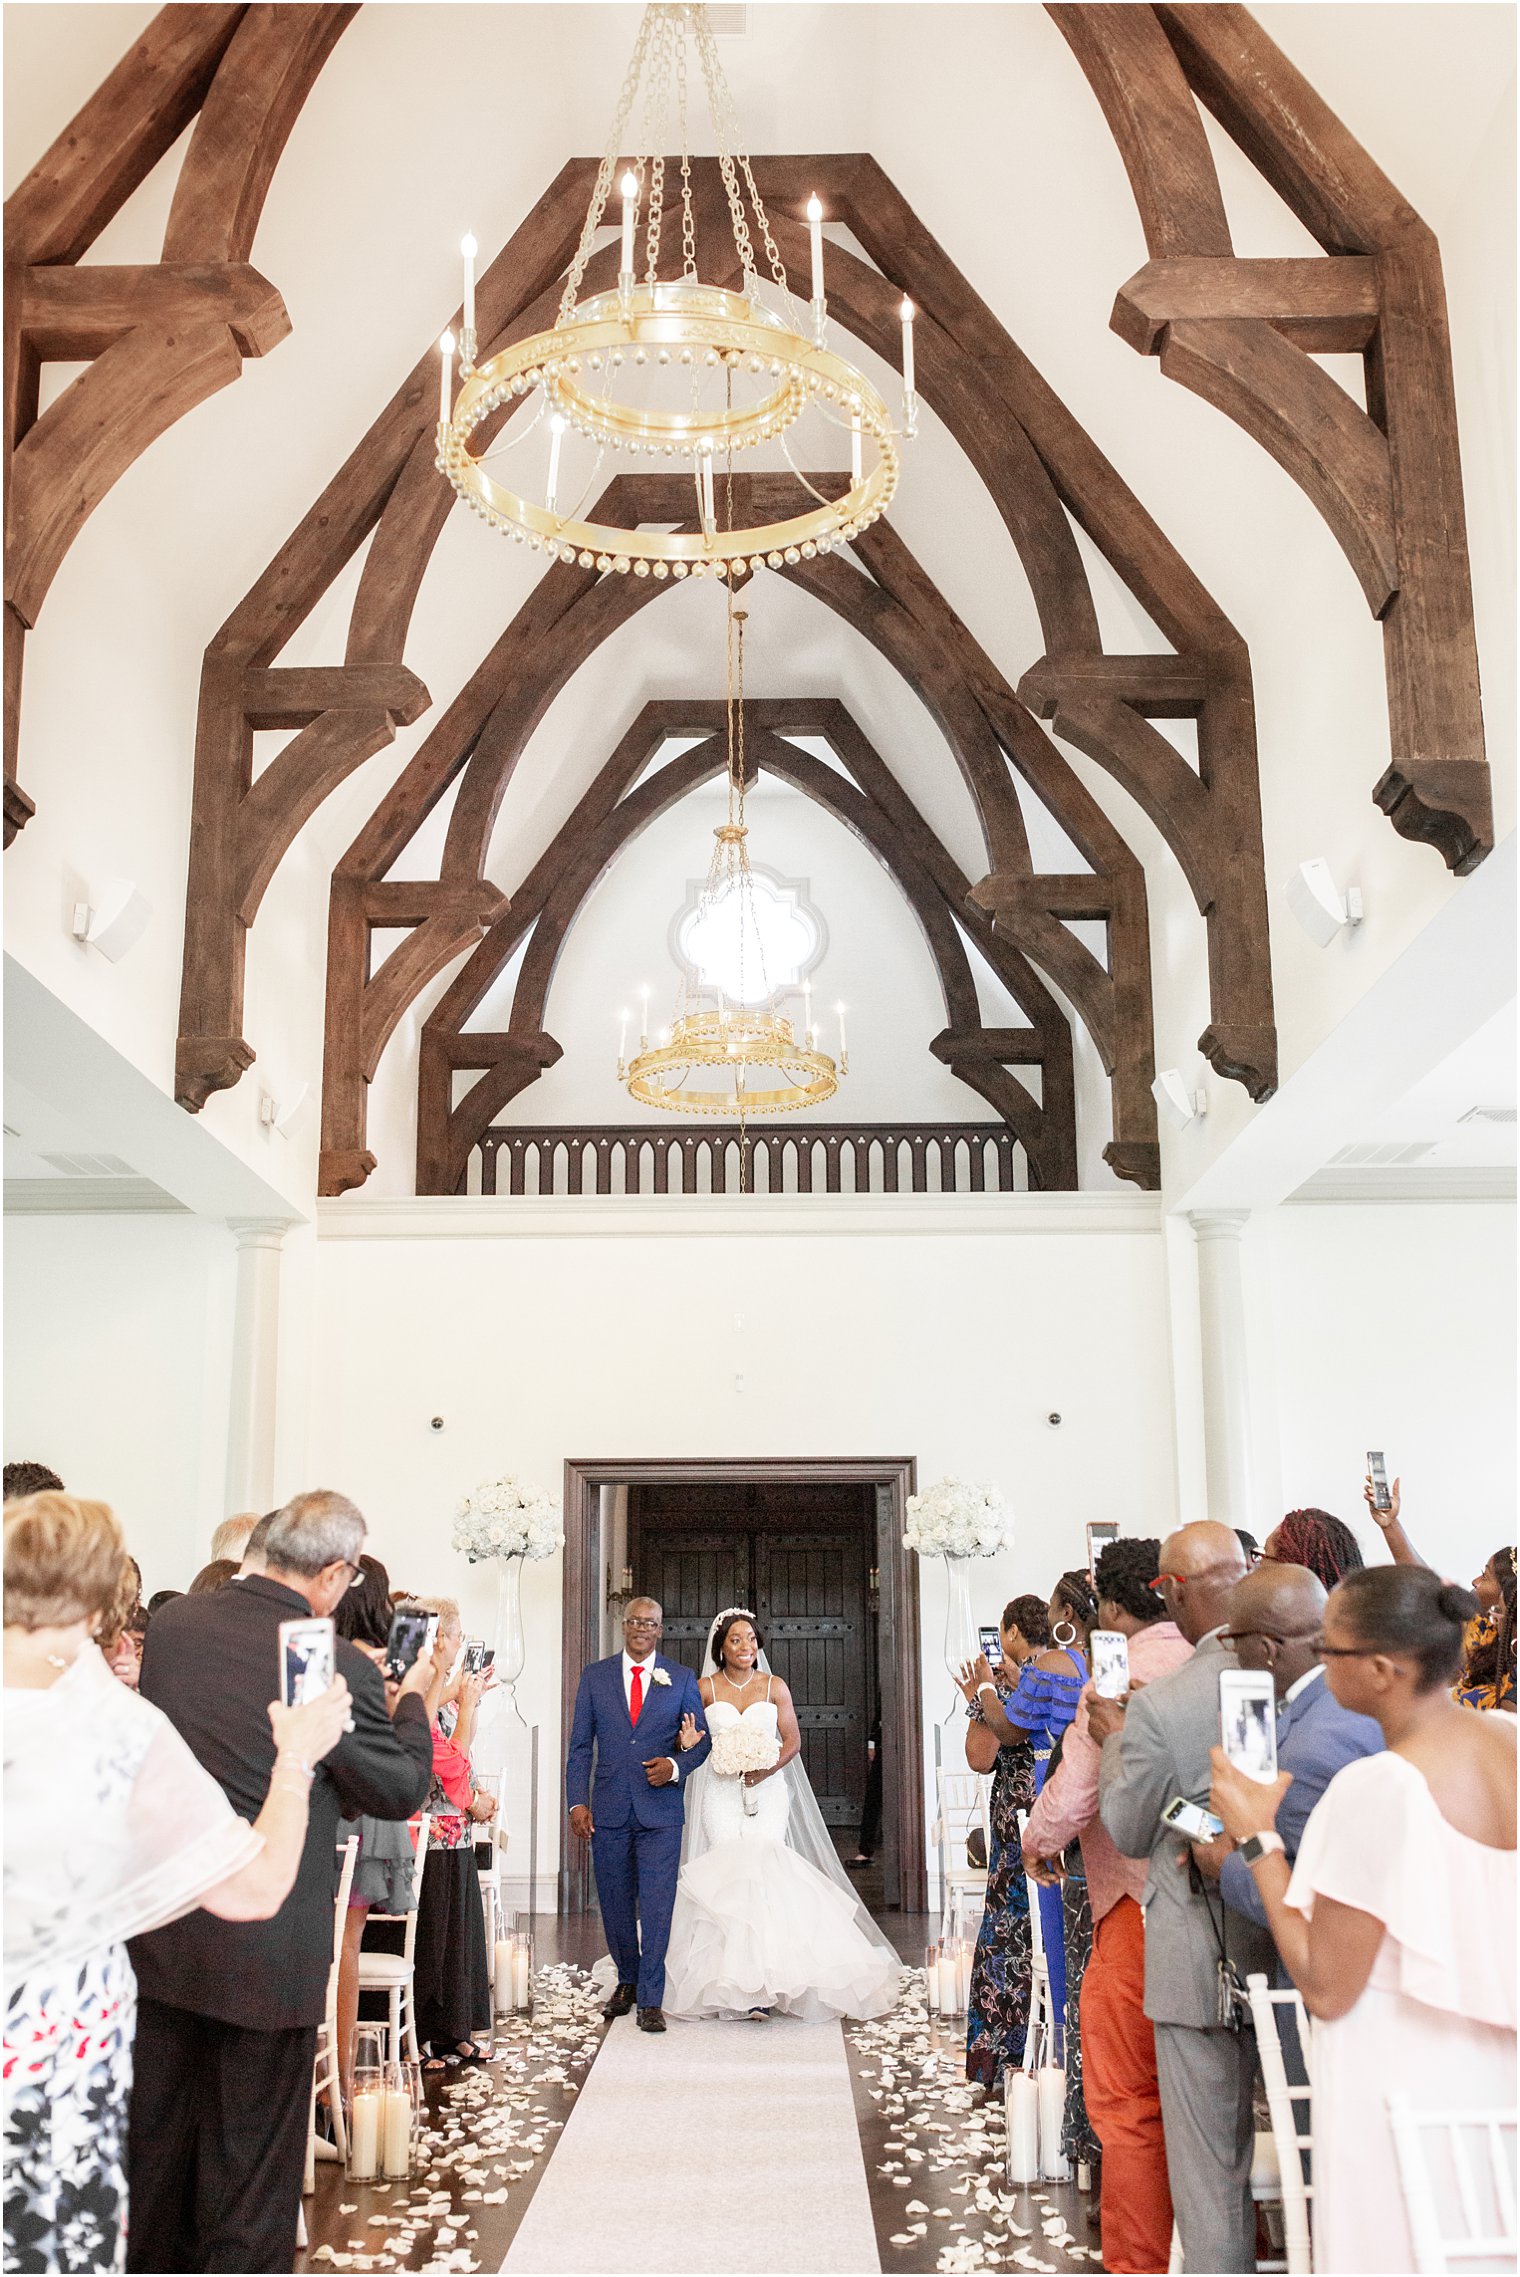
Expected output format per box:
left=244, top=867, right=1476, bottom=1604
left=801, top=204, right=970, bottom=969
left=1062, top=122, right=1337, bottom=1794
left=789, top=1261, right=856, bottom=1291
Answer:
left=435, top=1, right=917, bottom=581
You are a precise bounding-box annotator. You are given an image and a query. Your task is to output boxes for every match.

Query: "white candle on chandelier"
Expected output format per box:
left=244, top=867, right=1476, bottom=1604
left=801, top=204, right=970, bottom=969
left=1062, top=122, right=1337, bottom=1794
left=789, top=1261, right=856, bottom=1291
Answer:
left=618, top=1008, right=628, bottom=1065
left=900, top=297, right=916, bottom=398
left=547, top=413, right=566, bottom=514
left=699, top=441, right=716, bottom=531
left=850, top=410, right=862, bottom=487
left=802, top=976, right=814, bottom=1046
left=639, top=986, right=650, bottom=1048
left=438, top=331, right=455, bottom=425
left=619, top=171, right=638, bottom=278
left=837, top=1001, right=848, bottom=1060
left=461, top=234, right=477, bottom=339
left=806, top=193, right=824, bottom=304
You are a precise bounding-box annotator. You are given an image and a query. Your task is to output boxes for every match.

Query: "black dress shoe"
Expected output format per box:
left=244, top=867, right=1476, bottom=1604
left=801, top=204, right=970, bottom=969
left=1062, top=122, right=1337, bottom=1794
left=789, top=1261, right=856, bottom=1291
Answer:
left=601, top=1982, right=637, bottom=2020
left=636, top=2006, right=667, bottom=2033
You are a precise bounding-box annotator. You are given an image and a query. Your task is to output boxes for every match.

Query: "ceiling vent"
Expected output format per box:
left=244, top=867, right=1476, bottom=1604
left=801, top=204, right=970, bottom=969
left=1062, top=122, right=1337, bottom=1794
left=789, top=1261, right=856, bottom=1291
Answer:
left=1458, top=1105, right=1517, bottom=1124
left=708, top=4, right=748, bottom=28
left=1328, top=1141, right=1435, bottom=1168
left=39, top=1151, right=138, bottom=1178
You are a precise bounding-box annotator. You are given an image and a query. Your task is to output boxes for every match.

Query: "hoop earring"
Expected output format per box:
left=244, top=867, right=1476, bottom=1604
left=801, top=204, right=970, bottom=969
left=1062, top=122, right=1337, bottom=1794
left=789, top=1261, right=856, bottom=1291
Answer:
left=1052, top=1619, right=1078, bottom=1649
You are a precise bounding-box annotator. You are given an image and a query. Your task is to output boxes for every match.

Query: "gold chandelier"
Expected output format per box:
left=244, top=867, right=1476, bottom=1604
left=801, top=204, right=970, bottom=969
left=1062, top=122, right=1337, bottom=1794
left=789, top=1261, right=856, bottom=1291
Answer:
left=434, top=2, right=918, bottom=578
left=617, top=595, right=847, bottom=1118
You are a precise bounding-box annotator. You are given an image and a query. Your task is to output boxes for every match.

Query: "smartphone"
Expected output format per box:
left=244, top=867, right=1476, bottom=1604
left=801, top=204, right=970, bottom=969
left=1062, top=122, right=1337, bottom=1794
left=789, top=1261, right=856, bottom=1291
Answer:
left=481, top=1648, right=495, bottom=1669
left=1085, top=1521, right=1120, bottom=1580
left=463, top=1637, right=487, bottom=1676
left=1219, top=1668, right=1278, bottom=1784
left=978, top=1624, right=1003, bottom=1669
left=1090, top=1630, right=1130, bottom=1699
left=383, top=1608, right=430, bottom=1683
left=278, top=1616, right=335, bottom=1706
left=1367, top=1450, right=1391, bottom=1512
left=1162, top=1794, right=1225, bottom=1842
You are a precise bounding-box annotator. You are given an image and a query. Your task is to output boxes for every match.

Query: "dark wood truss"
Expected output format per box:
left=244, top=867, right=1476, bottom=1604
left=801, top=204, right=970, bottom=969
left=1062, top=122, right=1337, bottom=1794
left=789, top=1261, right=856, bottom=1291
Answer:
left=176, top=152, right=1292, bottom=1196
left=1050, top=1, right=1493, bottom=875
left=2, top=3, right=356, bottom=842
left=413, top=697, right=1079, bottom=1196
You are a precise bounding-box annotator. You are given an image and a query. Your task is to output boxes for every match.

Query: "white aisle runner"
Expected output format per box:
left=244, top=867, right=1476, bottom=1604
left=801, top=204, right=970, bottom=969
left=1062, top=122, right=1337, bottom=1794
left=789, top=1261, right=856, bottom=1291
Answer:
left=501, top=2014, right=881, bottom=2274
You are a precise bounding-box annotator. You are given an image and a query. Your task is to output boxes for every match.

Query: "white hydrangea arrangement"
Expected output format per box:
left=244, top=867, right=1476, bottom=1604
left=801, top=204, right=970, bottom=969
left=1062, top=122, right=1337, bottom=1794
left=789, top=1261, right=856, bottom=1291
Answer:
left=903, top=1476, right=1014, bottom=1560
left=453, top=1476, right=564, bottom=1564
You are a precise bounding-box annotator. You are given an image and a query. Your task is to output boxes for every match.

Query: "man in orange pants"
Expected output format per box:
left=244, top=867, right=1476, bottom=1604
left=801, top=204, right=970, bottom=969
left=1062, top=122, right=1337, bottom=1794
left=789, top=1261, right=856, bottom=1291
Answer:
left=1024, top=1537, right=1192, bottom=2272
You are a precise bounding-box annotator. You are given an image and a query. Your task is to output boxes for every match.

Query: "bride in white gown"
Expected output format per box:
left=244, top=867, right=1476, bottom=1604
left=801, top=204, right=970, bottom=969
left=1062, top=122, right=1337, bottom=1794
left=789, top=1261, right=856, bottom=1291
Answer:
left=662, top=1608, right=900, bottom=2023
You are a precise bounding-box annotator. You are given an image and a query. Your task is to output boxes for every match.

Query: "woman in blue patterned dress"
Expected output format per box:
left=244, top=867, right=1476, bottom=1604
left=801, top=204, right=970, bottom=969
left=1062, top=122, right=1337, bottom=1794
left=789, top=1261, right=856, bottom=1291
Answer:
left=1041, top=1570, right=1103, bottom=2172
left=960, top=1594, right=1078, bottom=2089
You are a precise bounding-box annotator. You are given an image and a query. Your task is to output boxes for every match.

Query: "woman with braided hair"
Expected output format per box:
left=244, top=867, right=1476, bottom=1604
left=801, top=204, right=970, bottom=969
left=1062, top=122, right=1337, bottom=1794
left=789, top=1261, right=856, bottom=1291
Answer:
left=1263, top=1506, right=1365, bottom=1589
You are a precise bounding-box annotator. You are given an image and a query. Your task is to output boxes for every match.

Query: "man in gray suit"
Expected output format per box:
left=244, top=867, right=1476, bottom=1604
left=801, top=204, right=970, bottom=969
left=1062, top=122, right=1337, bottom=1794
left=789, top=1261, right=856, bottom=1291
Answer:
left=1092, top=1520, right=1273, bottom=2274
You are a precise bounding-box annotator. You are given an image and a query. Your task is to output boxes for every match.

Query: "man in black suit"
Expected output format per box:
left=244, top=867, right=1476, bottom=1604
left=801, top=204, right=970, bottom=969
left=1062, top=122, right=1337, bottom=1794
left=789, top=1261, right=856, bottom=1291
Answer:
left=126, top=1489, right=434, bottom=2273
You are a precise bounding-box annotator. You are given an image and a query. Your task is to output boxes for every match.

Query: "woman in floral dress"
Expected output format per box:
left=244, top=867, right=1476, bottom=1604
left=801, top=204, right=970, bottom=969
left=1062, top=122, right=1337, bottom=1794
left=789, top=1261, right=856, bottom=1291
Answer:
left=959, top=1594, right=1060, bottom=2090
left=4, top=1493, right=348, bottom=2273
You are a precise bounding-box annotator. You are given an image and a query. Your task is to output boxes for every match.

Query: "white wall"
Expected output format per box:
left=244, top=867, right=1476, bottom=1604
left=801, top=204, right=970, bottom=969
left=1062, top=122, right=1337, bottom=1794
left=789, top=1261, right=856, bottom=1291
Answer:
left=1244, top=1199, right=1517, bottom=1583
left=2, top=1211, right=237, bottom=1590
left=306, top=1195, right=1176, bottom=1874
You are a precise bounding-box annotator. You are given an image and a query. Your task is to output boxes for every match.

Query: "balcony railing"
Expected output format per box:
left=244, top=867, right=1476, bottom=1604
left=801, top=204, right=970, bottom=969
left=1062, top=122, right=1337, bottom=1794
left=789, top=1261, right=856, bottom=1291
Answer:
left=469, top=1122, right=1021, bottom=1197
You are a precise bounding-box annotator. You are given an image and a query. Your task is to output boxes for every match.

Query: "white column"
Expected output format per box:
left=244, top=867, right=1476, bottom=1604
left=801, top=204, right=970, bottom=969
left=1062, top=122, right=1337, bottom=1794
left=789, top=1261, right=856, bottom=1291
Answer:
left=225, top=1218, right=288, bottom=1516
left=1189, top=1209, right=1254, bottom=1529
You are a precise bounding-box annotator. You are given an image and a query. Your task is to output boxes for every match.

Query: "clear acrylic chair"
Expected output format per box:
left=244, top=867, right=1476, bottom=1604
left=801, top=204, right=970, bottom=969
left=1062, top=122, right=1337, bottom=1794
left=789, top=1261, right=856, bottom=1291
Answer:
left=934, top=1768, right=991, bottom=1942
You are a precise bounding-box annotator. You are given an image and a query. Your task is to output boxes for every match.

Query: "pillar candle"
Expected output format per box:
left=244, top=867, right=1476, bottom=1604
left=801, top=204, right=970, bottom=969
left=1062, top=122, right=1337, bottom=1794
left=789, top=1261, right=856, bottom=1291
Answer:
left=924, top=1944, right=940, bottom=2013
left=461, top=234, right=477, bottom=340
left=806, top=194, right=824, bottom=304
left=1037, top=2065, right=1069, bottom=2181
left=513, top=1945, right=532, bottom=2009
left=494, top=1937, right=513, bottom=2011
left=348, top=2088, right=381, bottom=2179
left=937, top=1951, right=960, bottom=2015
left=956, top=1939, right=973, bottom=2013
left=1005, top=2071, right=1039, bottom=2184
left=382, top=2089, right=412, bottom=2179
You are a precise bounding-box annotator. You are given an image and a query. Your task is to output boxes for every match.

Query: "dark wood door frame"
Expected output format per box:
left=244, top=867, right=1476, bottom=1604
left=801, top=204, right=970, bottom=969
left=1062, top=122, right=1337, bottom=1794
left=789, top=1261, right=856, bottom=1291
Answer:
left=559, top=1455, right=924, bottom=1915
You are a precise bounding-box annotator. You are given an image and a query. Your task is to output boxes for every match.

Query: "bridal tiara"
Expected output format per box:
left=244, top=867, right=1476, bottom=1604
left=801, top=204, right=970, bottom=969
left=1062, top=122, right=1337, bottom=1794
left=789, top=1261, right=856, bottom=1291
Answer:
left=712, top=1605, right=756, bottom=1623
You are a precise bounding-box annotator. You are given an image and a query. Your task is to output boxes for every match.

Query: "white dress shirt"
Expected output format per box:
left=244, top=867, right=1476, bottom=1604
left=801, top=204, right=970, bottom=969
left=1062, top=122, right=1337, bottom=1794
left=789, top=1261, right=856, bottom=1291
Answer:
left=622, top=1650, right=680, bottom=1781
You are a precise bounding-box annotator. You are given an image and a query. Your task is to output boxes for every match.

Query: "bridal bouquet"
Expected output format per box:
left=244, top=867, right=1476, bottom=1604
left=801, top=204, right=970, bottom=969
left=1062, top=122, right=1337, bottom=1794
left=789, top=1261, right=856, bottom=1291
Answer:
left=453, top=1476, right=564, bottom=1564
left=708, top=1720, right=781, bottom=1817
left=904, top=1476, right=1014, bottom=1560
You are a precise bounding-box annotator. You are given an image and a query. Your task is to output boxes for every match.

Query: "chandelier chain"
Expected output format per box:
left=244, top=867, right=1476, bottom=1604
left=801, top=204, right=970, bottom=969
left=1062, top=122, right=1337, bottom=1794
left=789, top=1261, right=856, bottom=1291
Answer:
left=691, top=9, right=789, bottom=294
left=556, top=7, right=659, bottom=325
left=677, top=26, right=697, bottom=279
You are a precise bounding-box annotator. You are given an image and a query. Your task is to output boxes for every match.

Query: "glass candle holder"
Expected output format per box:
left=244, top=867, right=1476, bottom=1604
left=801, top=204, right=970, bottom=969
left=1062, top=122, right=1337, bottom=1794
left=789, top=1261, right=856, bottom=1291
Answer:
left=493, top=1923, right=535, bottom=2019
left=924, top=1941, right=942, bottom=2016
left=346, top=2026, right=387, bottom=2180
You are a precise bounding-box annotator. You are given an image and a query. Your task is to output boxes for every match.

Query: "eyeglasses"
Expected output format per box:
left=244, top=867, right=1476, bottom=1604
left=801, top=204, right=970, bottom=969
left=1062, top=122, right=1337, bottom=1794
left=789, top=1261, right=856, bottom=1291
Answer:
left=1148, top=1575, right=1184, bottom=1596
left=624, top=1615, right=661, bottom=1631
left=1312, top=1634, right=1379, bottom=1658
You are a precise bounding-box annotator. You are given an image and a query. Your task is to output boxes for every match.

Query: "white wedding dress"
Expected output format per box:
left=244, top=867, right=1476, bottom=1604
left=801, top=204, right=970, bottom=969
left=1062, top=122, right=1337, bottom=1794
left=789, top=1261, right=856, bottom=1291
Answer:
left=662, top=1697, right=899, bottom=2022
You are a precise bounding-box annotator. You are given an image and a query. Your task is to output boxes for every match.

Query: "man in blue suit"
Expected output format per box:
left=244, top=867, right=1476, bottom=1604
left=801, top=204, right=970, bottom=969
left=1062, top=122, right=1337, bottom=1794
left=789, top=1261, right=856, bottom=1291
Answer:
left=567, top=1597, right=710, bottom=2033
left=1192, top=1559, right=1383, bottom=2075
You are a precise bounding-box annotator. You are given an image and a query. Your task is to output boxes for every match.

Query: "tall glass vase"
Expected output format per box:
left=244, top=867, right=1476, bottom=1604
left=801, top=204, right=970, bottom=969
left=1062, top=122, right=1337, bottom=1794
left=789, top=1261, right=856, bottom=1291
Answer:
left=943, top=1552, right=977, bottom=1680
left=493, top=1552, right=528, bottom=1728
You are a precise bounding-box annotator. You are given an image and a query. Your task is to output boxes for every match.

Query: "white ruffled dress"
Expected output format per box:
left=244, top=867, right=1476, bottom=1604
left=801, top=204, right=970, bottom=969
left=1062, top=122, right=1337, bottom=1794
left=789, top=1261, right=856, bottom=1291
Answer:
left=1284, top=1744, right=1516, bottom=2275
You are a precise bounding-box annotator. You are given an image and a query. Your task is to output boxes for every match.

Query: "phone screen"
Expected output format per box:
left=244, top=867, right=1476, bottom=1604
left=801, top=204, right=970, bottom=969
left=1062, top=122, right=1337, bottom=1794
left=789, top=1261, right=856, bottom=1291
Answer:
left=978, top=1624, right=1003, bottom=1669
left=1091, top=1630, right=1129, bottom=1699
left=279, top=1616, right=335, bottom=1707
left=383, top=1609, right=429, bottom=1683
left=1219, top=1670, right=1278, bottom=1783
left=1162, top=1794, right=1224, bottom=1841
left=1367, top=1450, right=1391, bottom=1512
left=1085, top=1521, right=1120, bottom=1580
left=463, top=1638, right=487, bottom=1675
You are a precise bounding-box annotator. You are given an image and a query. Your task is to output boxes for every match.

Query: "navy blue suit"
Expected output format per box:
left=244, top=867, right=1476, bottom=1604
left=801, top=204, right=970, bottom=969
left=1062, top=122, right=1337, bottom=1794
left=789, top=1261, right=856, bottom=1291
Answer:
left=566, top=1653, right=710, bottom=2007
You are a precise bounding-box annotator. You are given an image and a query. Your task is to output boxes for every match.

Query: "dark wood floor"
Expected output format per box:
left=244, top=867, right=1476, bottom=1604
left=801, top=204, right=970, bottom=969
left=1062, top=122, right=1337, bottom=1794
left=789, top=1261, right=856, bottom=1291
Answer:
left=298, top=1912, right=1105, bottom=2275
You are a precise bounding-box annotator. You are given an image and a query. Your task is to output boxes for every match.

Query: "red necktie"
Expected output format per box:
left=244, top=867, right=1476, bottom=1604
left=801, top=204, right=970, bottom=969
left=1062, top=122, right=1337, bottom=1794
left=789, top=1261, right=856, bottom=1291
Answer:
left=629, top=1664, right=644, bottom=1726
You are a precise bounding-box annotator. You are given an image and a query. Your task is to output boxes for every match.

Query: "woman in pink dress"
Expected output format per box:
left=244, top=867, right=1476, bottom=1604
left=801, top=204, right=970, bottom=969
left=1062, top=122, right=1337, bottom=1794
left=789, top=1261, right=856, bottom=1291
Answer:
left=1211, top=1564, right=1516, bottom=2275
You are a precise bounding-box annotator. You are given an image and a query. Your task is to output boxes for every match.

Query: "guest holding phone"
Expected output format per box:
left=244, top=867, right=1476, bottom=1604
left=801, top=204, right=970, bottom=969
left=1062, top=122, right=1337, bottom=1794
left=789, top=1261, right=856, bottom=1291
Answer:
left=1210, top=1565, right=1516, bottom=2276
left=957, top=1596, right=1052, bottom=2091
left=125, top=1492, right=433, bottom=2275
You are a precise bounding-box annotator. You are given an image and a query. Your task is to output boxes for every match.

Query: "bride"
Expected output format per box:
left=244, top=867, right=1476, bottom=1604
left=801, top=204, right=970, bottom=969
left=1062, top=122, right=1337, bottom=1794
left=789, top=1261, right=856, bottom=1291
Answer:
left=662, top=1607, right=900, bottom=2023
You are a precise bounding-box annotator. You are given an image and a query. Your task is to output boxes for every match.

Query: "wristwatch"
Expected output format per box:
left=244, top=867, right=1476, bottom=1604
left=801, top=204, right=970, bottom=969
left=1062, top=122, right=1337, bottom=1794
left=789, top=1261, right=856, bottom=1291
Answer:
left=1237, top=1829, right=1286, bottom=1866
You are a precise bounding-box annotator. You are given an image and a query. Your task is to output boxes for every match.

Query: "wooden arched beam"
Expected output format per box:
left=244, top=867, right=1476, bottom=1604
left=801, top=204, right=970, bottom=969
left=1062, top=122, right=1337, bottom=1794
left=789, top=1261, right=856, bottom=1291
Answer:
left=3, top=3, right=355, bottom=835
left=1050, top=1, right=1491, bottom=873
left=423, top=710, right=1075, bottom=1196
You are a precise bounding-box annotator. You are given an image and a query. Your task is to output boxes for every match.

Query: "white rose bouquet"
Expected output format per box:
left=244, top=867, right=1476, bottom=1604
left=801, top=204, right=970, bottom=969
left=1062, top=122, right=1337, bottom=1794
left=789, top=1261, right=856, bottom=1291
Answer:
left=453, top=1476, right=564, bottom=1564
left=708, top=1719, right=782, bottom=1816
left=903, top=1476, right=1014, bottom=1560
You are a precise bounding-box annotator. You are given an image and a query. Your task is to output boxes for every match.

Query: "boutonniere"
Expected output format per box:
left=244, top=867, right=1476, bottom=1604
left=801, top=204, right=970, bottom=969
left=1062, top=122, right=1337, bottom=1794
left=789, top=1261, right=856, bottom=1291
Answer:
left=650, top=1667, right=672, bottom=1688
